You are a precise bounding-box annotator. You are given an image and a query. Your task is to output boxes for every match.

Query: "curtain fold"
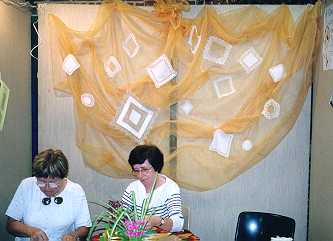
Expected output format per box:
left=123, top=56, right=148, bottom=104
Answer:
left=40, top=1, right=320, bottom=191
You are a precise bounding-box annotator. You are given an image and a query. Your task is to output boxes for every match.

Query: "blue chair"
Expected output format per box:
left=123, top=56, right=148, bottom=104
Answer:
left=234, top=212, right=295, bottom=241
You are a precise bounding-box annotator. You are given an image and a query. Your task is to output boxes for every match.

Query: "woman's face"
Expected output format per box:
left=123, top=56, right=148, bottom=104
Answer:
left=36, top=177, right=65, bottom=197
left=132, top=160, right=156, bottom=185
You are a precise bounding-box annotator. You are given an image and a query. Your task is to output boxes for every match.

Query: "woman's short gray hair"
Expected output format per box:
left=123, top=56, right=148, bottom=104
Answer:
left=32, top=149, right=69, bottom=178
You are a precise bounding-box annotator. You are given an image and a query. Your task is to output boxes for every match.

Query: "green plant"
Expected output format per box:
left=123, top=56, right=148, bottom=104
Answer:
left=87, top=174, right=158, bottom=241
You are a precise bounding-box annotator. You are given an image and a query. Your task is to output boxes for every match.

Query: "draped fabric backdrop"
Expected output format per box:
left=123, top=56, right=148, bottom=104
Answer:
left=42, top=0, right=320, bottom=191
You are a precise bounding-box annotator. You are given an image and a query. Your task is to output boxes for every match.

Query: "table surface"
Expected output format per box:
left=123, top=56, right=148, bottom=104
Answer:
left=92, top=229, right=200, bottom=241
left=150, top=228, right=200, bottom=240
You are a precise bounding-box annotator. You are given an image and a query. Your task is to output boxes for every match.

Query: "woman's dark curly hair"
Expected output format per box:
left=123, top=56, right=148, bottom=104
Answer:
left=128, top=145, right=164, bottom=173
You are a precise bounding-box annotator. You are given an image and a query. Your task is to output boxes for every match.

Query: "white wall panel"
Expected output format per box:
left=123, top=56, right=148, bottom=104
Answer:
left=0, top=3, right=31, bottom=240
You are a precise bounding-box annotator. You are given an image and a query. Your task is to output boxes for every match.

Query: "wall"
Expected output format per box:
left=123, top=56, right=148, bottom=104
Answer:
left=38, top=4, right=311, bottom=241
left=309, top=1, right=333, bottom=240
left=0, top=2, right=31, bottom=240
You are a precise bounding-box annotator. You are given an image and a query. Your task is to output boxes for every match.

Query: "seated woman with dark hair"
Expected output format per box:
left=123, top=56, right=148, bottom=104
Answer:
left=6, top=149, right=91, bottom=241
left=121, top=145, right=184, bottom=232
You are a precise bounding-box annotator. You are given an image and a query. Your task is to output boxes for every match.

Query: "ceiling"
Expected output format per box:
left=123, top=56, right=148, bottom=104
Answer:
left=2, top=0, right=318, bottom=14
left=27, top=0, right=317, bottom=7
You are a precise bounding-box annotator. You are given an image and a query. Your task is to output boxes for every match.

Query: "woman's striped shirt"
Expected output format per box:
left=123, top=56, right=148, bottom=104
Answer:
left=121, top=175, right=184, bottom=232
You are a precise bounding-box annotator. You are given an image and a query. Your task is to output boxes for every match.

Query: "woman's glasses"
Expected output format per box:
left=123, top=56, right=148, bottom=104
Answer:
left=37, top=179, right=61, bottom=188
left=132, top=167, right=153, bottom=176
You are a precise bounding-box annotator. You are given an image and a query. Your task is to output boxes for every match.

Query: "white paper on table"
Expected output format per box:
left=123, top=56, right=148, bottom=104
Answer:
left=270, top=237, right=293, bottom=241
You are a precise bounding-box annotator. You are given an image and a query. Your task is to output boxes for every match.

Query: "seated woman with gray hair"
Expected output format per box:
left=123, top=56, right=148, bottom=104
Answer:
left=6, top=149, right=91, bottom=241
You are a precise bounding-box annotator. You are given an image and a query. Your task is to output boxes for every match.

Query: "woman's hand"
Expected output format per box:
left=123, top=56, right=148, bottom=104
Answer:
left=145, top=215, right=162, bottom=229
left=29, top=227, right=49, bottom=241
left=145, top=215, right=173, bottom=232
left=61, top=227, right=89, bottom=241
left=61, top=234, right=77, bottom=241
left=7, top=217, right=48, bottom=240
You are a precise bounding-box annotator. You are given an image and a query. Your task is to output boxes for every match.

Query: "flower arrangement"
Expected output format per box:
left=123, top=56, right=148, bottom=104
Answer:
left=87, top=175, right=157, bottom=241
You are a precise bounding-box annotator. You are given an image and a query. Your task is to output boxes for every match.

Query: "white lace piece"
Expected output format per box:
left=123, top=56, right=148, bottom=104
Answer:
left=62, top=54, right=80, bottom=75
left=146, top=54, right=177, bottom=88
left=213, top=76, right=235, bottom=98
left=239, top=47, right=262, bottom=73
left=179, top=100, right=193, bottom=115
left=0, top=78, right=10, bottom=131
left=269, top=64, right=285, bottom=82
left=104, top=56, right=122, bottom=78
left=209, top=129, right=234, bottom=158
left=30, top=20, right=41, bottom=60
left=54, top=90, right=71, bottom=98
left=122, top=33, right=140, bottom=58
left=115, top=95, right=156, bottom=141
left=330, top=93, right=333, bottom=108
left=203, top=36, right=232, bottom=65
left=242, top=139, right=253, bottom=151
left=188, top=25, right=201, bottom=54
left=261, top=98, right=280, bottom=120
left=80, top=93, right=95, bottom=107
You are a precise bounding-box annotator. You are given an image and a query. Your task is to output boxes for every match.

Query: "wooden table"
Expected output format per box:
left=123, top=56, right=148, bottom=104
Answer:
left=145, top=229, right=200, bottom=240
left=91, top=229, right=200, bottom=241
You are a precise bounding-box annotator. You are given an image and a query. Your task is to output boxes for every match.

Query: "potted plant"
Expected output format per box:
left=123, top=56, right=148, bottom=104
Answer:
left=87, top=174, right=158, bottom=241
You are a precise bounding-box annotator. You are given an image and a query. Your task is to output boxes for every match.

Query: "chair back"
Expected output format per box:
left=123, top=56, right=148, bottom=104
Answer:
left=182, top=205, right=190, bottom=230
left=234, top=211, right=295, bottom=241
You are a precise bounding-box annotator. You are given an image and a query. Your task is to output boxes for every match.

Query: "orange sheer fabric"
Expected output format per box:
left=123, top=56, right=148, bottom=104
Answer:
left=46, top=1, right=320, bottom=191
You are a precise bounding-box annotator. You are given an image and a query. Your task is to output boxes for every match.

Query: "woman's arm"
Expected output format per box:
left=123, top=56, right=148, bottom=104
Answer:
left=6, top=217, right=48, bottom=240
left=146, top=215, right=173, bottom=232
left=69, top=184, right=92, bottom=241
left=164, top=187, right=184, bottom=232
left=146, top=193, right=183, bottom=232
left=62, top=226, right=89, bottom=241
